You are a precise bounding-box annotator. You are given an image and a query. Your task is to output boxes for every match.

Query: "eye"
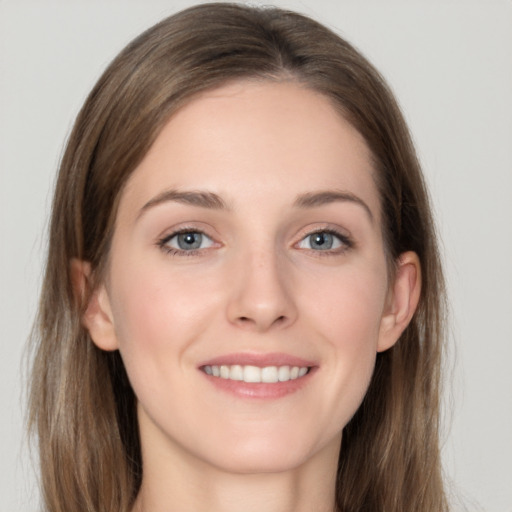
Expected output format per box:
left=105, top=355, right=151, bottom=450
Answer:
left=159, top=230, right=215, bottom=254
left=297, top=230, right=350, bottom=252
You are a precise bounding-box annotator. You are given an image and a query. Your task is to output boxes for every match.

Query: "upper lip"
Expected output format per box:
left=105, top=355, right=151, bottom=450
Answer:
left=198, top=352, right=317, bottom=368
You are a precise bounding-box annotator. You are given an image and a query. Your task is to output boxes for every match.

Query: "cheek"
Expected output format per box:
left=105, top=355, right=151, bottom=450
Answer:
left=106, top=261, right=226, bottom=427
left=306, top=262, right=387, bottom=345
left=302, top=264, right=387, bottom=425
left=108, top=260, right=221, bottom=365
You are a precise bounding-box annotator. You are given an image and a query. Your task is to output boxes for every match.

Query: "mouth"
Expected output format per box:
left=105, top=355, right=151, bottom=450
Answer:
left=202, top=364, right=310, bottom=383
left=198, top=353, right=316, bottom=399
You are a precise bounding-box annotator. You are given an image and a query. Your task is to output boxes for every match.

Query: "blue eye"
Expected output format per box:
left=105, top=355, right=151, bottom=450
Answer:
left=160, top=230, right=214, bottom=253
left=297, top=231, right=348, bottom=251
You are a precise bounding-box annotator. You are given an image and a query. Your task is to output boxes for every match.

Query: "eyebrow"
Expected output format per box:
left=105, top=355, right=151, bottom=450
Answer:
left=137, top=188, right=373, bottom=223
left=293, top=190, right=374, bottom=223
left=138, top=189, right=229, bottom=219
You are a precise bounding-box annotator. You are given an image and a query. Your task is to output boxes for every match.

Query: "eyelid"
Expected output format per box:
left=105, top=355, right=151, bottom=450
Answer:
left=165, top=230, right=214, bottom=247
left=156, top=225, right=220, bottom=256
left=293, top=225, right=354, bottom=254
left=156, top=221, right=219, bottom=243
left=155, top=222, right=353, bottom=257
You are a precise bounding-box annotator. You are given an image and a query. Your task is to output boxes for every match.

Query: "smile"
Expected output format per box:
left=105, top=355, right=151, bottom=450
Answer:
left=202, top=364, right=310, bottom=383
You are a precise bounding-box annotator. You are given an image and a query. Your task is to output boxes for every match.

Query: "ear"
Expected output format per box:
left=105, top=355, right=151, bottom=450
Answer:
left=377, top=251, right=421, bottom=353
left=70, top=258, right=119, bottom=351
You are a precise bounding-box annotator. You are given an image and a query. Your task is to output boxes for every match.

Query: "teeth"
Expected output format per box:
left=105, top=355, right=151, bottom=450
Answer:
left=230, top=364, right=243, bottom=381
left=220, top=365, right=229, bottom=379
left=261, top=366, right=278, bottom=383
left=278, top=366, right=290, bottom=381
left=203, top=364, right=309, bottom=383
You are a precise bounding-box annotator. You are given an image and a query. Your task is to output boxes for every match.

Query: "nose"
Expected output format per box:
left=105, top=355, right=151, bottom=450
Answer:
left=226, top=249, right=298, bottom=332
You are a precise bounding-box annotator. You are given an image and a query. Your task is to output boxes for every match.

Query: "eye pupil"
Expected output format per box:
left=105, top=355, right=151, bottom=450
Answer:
left=177, top=232, right=202, bottom=250
left=310, top=232, right=333, bottom=250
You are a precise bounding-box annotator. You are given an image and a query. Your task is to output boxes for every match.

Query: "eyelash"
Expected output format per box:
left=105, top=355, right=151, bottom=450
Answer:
left=157, top=227, right=215, bottom=257
left=297, top=228, right=354, bottom=257
left=156, top=227, right=353, bottom=257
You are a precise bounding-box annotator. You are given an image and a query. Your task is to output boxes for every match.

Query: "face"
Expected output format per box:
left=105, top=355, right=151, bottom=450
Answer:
left=84, top=80, right=418, bottom=475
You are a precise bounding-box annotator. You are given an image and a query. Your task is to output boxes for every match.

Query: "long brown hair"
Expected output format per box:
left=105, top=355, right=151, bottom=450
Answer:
left=29, top=3, right=448, bottom=511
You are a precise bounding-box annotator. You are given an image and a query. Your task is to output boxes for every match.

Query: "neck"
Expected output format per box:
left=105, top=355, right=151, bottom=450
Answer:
left=132, top=424, right=340, bottom=512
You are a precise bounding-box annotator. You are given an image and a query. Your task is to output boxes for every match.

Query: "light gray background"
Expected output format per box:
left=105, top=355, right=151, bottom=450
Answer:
left=1, top=1, right=511, bottom=510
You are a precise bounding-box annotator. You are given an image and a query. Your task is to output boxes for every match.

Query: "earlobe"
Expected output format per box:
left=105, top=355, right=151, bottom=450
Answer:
left=70, top=259, right=119, bottom=352
left=377, top=251, right=421, bottom=353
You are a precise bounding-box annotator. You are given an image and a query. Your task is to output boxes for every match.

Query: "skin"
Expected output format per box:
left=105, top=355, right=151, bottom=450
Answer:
left=81, top=80, right=420, bottom=512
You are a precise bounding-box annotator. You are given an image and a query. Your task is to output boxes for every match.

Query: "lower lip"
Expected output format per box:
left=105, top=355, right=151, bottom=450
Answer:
left=200, top=369, right=315, bottom=399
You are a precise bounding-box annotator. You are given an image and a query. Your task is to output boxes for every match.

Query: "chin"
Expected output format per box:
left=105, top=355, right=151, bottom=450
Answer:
left=198, top=429, right=341, bottom=475
left=208, top=450, right=311, bottom=475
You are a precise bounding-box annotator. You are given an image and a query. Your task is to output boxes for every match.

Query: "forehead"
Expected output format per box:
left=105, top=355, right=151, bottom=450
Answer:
left=119, top=80, right=380, bottom=221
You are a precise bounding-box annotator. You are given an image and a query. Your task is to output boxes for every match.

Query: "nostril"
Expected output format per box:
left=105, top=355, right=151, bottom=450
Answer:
left=235, top=315, right=288, bottom=330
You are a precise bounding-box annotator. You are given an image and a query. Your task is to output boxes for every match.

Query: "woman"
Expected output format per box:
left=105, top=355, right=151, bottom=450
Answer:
left=29, top=3, right=448, bottom=511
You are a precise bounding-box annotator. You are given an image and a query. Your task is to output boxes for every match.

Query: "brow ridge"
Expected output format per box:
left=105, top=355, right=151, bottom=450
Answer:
left=138, top=188, right=373, bottom=222
left=138, top=189, right=228, bottom=219
left=294, top=190, right=374, bottom=222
